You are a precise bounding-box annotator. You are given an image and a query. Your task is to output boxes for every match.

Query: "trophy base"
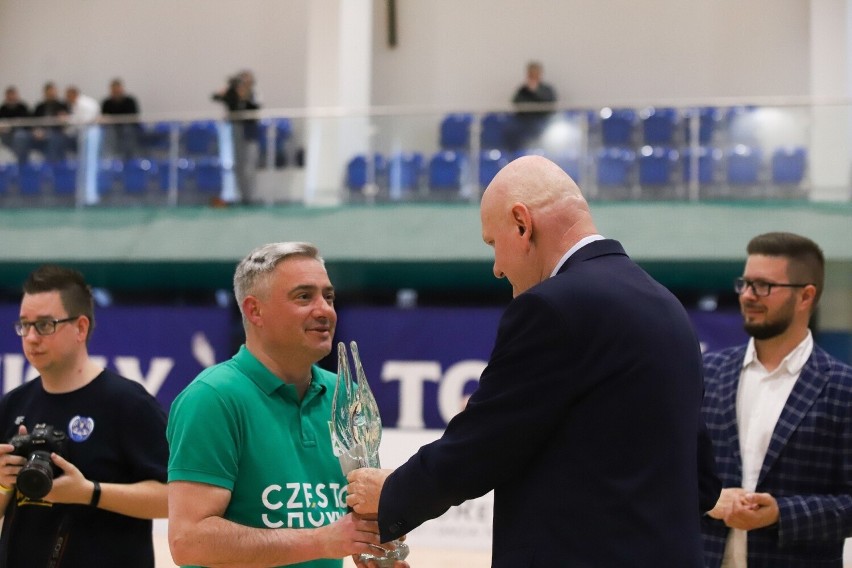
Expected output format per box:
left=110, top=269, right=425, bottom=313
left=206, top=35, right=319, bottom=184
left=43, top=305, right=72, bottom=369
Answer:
left=357, top=540, right=409, bottom=567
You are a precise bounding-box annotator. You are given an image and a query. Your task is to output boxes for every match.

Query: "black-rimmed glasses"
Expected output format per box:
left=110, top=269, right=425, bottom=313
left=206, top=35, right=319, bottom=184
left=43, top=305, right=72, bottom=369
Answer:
left=14, top=316, right=80, bottom=337
left=734, top=277, right=811, bottom=297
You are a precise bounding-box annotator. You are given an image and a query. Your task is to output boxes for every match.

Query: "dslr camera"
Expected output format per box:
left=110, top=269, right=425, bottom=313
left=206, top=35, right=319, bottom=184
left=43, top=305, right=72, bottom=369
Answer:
left=8, top=424, right=68, bottom=500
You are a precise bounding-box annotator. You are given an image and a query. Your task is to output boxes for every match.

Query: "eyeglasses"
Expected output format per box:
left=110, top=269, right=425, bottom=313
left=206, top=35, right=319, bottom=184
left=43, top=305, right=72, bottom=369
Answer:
left=14, top=316, right=80, bottom=337
left=734, top=277, right=811, bottom=297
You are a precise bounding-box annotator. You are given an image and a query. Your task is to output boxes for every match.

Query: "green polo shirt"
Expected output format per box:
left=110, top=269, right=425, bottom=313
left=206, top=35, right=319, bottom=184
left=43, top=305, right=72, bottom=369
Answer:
left=167, top=345, right=346, bottom=568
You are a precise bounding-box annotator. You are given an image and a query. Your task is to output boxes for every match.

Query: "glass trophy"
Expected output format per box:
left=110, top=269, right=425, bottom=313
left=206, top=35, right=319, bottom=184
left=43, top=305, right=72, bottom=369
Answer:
left=331, top=341, right=409, bottom=568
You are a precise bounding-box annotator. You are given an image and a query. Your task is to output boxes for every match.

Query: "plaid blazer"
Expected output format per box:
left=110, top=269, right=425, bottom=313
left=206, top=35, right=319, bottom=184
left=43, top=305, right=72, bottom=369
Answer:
left=701, top=343, right=852, bottom=567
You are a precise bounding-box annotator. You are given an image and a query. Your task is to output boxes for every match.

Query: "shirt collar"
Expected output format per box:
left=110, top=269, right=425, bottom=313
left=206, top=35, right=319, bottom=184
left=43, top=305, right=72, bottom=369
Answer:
left=742, top=330, right=813, bottom=375
left=550, top=234, right=605, bottom=277
left=233, top=345, right=326, bottom=401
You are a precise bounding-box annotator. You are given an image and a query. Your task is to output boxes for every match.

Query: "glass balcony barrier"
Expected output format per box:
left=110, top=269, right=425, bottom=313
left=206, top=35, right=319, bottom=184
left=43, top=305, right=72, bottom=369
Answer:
left=0, top=103, right=844, bottom=208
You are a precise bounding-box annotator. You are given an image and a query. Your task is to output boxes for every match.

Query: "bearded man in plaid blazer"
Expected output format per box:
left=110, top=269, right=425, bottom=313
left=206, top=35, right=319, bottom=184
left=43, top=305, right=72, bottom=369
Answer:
left=701, top=232, right=852, bottom=568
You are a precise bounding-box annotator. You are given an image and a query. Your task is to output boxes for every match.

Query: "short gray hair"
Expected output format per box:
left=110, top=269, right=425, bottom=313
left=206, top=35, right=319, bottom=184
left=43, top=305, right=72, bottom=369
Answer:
left=233, top=242, right=324, bottom=316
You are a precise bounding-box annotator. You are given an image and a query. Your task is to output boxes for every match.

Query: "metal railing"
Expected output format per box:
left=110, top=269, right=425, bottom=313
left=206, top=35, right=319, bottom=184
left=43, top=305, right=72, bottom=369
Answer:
left=0, top=101, right=846, bottom=208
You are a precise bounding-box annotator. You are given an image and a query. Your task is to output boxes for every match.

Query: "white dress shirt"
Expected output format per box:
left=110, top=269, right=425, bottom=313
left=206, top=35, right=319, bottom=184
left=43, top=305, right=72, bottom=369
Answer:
left=70, top=93, right=101, bottom=124
left=721, top=331, right=814, bottom=568
left=550, top=235, right=605, bottom=277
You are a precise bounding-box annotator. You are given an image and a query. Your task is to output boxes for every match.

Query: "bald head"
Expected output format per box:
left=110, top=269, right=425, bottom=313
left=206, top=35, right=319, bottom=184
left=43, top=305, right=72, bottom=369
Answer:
left=487, top=155, right=583, bottom=205
left=480, top=156, right=598, bottom=296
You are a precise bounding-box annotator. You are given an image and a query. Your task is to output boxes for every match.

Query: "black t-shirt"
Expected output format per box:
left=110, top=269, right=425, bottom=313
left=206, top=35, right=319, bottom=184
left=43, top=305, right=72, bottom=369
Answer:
left=101, top=96, right=139, bottom=116
left=32, top=100, right=69, bottom=118
left=512, top=82, right=557, bottom=105
left=0, top=102, right=29, bottom=120
left=0, top=370, right=168, bottom=568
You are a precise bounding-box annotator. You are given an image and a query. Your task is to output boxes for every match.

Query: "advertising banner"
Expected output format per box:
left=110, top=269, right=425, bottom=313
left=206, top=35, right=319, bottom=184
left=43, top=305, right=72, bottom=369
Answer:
left=0, top=305, right=233, bottom=408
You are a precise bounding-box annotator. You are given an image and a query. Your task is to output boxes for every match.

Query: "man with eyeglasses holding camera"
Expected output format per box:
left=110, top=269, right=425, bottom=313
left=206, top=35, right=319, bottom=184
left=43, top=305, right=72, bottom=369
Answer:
left=701, top=232, right=852, bottom=568
left=0, top=264, right=168, bottom=567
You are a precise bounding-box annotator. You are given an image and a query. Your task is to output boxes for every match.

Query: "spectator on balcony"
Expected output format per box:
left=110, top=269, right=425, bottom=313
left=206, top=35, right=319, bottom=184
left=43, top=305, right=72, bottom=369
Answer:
left=213, top=71, right=260, bottom=205
left=0, top=86, right=32, bottom=164
left=31, top=82, right=70, bottom=162
left=101, top=78, right=141, bottom=159
left=65, top=85, right=101, bottom=160
left=510, top=61, right=558, bottom=151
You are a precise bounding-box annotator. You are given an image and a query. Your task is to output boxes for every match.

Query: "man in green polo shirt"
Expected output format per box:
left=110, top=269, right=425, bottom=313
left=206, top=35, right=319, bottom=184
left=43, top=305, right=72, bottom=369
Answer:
left=166, top=242, right=408, bottom=568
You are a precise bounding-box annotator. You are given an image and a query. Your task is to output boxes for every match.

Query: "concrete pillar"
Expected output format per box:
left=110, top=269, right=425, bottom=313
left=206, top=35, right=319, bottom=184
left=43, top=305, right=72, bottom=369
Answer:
left=808, top=0, right=851, bottom=201
left=303, top=0, right=373, bottom=205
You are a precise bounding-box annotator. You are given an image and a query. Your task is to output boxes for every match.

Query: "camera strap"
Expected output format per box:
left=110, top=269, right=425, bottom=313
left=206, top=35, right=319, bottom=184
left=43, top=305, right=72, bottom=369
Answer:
left=46, top=512, right=71, bottom=568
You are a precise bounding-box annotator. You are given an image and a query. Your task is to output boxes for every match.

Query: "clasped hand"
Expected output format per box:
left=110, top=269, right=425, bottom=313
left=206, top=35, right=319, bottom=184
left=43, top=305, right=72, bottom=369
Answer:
left=707, top=487, right=779, bottom=530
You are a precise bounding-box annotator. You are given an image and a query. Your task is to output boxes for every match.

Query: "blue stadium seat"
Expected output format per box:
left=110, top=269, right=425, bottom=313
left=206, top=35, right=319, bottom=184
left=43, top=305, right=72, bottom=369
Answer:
left=596, top=147, right=635, bottom=186
left=19, top=162, right=48, bottom=196
left=683, top=107, right=720, bottom=145
left=195, top=157, right=223, bottom=193
left=182, top=120, right=218, bottom=156
left=479, top=149, right=509, bottom=188
left=388, top=152, right=424, bottom=198
left=682, top=146, right=722, bottom=184
left=599, top=108, right=636, bottom=146
left=638, top=146, right=678, bottom=185
left=346, top=154, right=387, bottom=193
left=158, top=158, right=194, bottom=192
left=480, top=112, right=514, bottom=150
left=439, top=113, right=473, bottom=150
left=771, top=146, right=806, bottom=184
left=122, top=158, right=158, bottom=193
left=98, top=159, right=123, bottom=195
left=143, top=121, right=178, bottom=154
left=428, top=150, right=466, bottom=191
left=640, top=107, right=677, bottom=146
left=726, top=145, right=762, bottom=185
left=346, top=155, right=368, bottom=192
left=0, top=163, right=16, bottom=195
left=50, top=160, right=78, bottom=195
left=258, top=117, right=291, bottom=168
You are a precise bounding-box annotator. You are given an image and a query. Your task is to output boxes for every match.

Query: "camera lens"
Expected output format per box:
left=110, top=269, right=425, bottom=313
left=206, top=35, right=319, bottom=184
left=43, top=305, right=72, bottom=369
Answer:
left=16, top=451, right=55, bottom=500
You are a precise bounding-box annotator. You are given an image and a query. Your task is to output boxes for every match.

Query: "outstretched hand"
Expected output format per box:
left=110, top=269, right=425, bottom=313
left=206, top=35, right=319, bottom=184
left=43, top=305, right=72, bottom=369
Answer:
left=345, top=468, right=392, bottom=516
left=318, top=512, right=383, bottom=560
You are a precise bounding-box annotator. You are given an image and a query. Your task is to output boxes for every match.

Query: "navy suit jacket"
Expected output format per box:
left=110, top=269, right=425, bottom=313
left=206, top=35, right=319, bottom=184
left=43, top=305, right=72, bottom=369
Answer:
left=701, top=343, right=852, bottom=567
left=378, top=239, right=713, bottom=567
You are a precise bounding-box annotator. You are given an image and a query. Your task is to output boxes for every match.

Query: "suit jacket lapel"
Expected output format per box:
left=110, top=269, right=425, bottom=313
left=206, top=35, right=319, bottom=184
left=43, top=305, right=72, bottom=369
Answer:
left=757, top=347, right=831, bottom=485
left=718, top=352, right=745, bottom=484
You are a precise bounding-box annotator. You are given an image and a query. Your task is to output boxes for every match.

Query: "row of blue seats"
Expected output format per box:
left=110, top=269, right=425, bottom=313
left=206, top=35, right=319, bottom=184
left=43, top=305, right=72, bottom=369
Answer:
left=345, top=144, right=807, bottom=196
left=596, top=145, right=806, bottom=187
left=137, top=117, right=291, bottom=159
left=0, top=157, right=226, bottom=196
left=346, top=150, right=510, bottom=194
left=440, top=106, right=762, bottom=151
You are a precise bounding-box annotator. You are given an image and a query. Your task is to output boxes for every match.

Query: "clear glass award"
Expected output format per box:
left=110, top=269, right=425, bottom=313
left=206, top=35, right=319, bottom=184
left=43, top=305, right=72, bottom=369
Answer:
left=331, top=341, right=409, bottom=568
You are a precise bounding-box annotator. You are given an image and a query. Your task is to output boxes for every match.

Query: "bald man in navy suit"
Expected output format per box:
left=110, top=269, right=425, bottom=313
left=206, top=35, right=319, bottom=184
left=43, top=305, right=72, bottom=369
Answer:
left=347, top=155, right=719, bottom=567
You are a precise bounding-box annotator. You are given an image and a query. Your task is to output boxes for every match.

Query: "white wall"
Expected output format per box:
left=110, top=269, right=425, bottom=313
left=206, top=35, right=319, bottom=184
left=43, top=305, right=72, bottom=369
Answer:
left=0, top=0, right=309, bottom=116
left=370, top=0, right=812, bottom=109
left=1, top=0, right=813, bottom=118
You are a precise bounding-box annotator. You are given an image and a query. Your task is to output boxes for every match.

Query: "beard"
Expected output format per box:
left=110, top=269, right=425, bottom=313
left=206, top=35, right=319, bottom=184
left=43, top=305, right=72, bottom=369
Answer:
left=742, top=296, right=795, bottom=340
left=744, top=318, right=792, bottom=340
